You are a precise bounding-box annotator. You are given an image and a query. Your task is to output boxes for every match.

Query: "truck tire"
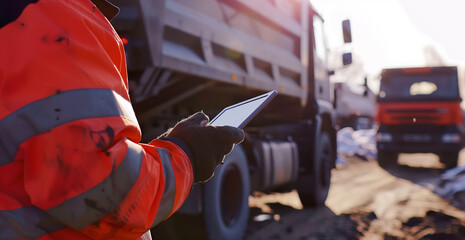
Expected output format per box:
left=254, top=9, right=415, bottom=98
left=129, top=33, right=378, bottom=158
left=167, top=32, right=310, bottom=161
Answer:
left=203, top=146, right=250, bottom=240
left=377, top=151, right=398, bottom=168
left=440, top=152, right=459, bottom=169
left=297, top=132, right=333, bottom=208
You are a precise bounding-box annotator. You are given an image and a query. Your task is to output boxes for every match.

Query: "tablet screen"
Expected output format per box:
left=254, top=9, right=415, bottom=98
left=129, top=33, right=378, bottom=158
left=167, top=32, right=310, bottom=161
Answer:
left=208, top=91, right=277, bottom=128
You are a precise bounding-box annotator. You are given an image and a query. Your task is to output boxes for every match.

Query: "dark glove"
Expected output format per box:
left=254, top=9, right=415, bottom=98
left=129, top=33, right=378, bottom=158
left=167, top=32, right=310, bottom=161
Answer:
left=165, top=111, right=244, bottom=183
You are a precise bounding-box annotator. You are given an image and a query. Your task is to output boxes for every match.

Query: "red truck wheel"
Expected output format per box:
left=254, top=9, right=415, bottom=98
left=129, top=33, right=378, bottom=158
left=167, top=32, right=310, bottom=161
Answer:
left=439, top=152, right=459, bottom=169
left=377, top=151, right=398, bottom=168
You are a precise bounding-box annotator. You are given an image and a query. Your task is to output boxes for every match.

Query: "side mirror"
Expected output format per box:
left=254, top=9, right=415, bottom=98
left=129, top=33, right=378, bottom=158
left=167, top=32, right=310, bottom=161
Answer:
left=342, top=52, right=352, bottom=65
left=342, top=19, right=352, bottom=43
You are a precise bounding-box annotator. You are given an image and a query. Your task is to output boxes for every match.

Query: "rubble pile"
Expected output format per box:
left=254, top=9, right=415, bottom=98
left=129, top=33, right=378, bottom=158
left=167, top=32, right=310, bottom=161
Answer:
left=435, top=166, right=465, bottom=210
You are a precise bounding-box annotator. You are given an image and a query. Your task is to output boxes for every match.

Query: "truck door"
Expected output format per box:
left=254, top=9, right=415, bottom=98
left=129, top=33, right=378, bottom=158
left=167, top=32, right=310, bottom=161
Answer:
left=313, top=15, right=331, bottom=103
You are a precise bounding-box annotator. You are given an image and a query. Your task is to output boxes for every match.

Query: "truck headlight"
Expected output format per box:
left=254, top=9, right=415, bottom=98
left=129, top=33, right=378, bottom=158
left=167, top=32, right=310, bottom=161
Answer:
left=441, top=133, right=461, bottom=143
left=376, top=133, right=393, bottom=142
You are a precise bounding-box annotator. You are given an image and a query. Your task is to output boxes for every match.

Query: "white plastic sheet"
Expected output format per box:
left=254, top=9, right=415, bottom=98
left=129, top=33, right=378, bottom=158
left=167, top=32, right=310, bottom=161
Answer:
left=435, top=165, right=465, bottom=200
left=337, top=127, right=377, bottom=165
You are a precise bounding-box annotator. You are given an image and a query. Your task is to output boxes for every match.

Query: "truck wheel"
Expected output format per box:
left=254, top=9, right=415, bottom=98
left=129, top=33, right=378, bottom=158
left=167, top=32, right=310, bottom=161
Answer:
left=440, top=152, right=459, bottom=169
left=203, top=146, right=250, bottom=240
left=297, top=132, right=333, bottom=208
left=377, top=151, right=398, bottom=168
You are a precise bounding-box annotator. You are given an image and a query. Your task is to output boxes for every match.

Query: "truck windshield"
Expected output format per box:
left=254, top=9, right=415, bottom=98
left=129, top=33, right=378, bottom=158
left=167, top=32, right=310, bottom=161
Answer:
left=379, top=73, right=460, bottom=101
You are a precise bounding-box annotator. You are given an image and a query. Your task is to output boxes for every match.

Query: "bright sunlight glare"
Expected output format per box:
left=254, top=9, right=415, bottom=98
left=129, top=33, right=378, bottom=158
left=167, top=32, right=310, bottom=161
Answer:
left=312, top=0, right=465, bottom=95
left=311, top=0, right=465, bottom=74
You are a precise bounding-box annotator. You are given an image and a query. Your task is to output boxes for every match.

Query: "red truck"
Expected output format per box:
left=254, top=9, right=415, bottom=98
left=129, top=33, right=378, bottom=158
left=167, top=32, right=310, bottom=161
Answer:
left=376, top=66, right=464, bottom=168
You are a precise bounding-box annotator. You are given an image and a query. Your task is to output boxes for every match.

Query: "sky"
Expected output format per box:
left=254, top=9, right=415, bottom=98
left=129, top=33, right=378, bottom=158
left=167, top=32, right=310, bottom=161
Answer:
left=311, top=0, right=465, bottom=90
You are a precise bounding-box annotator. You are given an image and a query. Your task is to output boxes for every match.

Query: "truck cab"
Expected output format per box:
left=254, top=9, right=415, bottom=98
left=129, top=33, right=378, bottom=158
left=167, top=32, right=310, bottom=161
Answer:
left=376, top=66, right=464, bottom=168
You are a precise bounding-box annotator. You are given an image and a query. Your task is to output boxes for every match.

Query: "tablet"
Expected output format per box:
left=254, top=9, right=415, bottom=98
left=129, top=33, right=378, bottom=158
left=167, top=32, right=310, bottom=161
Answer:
left=208, top=90, right=277, bottom=128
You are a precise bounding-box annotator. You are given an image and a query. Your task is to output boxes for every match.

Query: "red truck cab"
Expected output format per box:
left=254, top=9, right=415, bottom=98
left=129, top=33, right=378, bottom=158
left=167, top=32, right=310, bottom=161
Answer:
left=376, top=66, right=464, bottom=168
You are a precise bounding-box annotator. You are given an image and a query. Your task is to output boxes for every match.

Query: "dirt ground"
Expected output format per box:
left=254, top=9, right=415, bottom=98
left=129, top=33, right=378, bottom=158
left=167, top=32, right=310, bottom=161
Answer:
left=244, top=154, right=465, bottom=240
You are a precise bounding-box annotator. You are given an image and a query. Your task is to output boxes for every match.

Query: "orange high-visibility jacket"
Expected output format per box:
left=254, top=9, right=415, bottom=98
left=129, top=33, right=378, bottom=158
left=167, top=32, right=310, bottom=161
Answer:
left=0, top=0, right=194, bottom=239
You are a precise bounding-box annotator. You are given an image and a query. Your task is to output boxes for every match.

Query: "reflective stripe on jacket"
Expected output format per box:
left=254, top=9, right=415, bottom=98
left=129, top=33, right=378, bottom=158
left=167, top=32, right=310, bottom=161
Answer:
left=0, top=0, right=193, bottom=239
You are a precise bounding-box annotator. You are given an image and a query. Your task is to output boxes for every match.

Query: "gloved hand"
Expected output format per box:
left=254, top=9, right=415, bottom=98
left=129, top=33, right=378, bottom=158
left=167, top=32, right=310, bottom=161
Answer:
left=165, top=111, right=245, bottom=183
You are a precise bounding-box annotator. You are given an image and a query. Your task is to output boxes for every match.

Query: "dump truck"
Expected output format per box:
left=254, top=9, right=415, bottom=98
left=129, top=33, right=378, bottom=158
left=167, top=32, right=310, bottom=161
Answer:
left=111, top=0, right=351, bottom=239
left=334, top=80, right=376, bottom=130
left=376, top=66, right=464, bottom=168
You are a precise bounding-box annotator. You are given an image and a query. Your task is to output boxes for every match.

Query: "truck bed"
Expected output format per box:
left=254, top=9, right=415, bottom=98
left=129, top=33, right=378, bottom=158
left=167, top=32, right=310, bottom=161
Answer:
left=112, top=0, right=310, bottom=101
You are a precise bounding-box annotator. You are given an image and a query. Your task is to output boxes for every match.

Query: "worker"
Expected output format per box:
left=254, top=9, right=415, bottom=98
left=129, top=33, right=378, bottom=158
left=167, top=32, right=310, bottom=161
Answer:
left=0, top=0, right=244, bottom=239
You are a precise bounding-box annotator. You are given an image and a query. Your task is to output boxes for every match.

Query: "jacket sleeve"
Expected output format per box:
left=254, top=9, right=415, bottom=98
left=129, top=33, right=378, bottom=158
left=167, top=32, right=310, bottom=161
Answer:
left=22, top=105, right=194, bottom=239
left=2, top=0, right=194, bottom=239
